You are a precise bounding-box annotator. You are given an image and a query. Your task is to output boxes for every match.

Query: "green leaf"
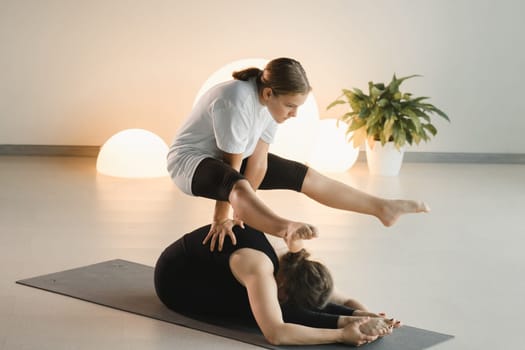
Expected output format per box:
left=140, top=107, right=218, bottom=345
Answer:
left=411, top=96, right=430, bottom=103
left=367, top=125, right=380, bottom=141
left=326, top=99, right=346, bottom=110
left=406, top=131, right=413, bottom=145
left=377, top=98, right=389, bottom=108
left=351, top=88, right=366, bottom=99
left=391, top=101, right=402, bottom=111
left=423, top=123, right=438, bottom=136
left=389, top=74, right=421, bottom=94
left=394, top=130, right=406, bottom=149
left=428, top=105, right=450, bottom=122
left=383, top=107, right=394, bottom=120
left=340, top=112, right=358, bottom=123
left=349, top=96, right=363, bottom=112
left=413, top=109, right=431, bottom=122
left=370, top=86, right=383, bottom=99
left=382, top=117, right=395, bottom=144
left=403, top=109, right=422, bottom=133
left=358, top=106, right=370, bottom=119
left=413, top=132, right=421, bottom=145
left=348, top=118, right=366, bottom=132
left=365, top=107, right=381, bottom=126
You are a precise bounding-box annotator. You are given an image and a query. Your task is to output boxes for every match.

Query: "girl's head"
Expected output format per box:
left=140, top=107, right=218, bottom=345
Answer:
left=233, top=58, right=312, bottom=123
left=276, top=249, right=334, bottom=309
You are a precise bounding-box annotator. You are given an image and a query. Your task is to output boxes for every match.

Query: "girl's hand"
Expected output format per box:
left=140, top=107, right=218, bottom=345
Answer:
left=203, top=219, right=244, bottom=252
left=353, top=310, right=402, bottom=329
left=341, top=317, right=378, bottom=346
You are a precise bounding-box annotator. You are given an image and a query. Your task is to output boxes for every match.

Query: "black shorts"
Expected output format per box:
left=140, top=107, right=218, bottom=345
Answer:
left=190, top=153, right=309, bottom=202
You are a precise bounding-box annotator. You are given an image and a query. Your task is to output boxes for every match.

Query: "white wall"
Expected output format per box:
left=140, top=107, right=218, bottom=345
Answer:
left=1, top=0, right=524, bottom=153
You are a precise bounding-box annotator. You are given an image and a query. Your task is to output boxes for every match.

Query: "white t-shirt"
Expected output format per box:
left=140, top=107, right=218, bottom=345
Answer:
left=167, top=78, right=278, bottom=195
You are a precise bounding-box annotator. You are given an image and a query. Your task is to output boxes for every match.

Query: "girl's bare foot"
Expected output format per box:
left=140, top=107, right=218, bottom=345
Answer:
left=283, top=222, right=319, bottom=252
left=359, top=317, right=394, bottom=337
left=354, top=310, right=402, bottom=329
left=285, top=222, right=319, bottom=240
left=379, top=200, right=430, bottom=227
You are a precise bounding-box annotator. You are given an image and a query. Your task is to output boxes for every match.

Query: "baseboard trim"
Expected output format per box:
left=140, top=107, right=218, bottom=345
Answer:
left=1, top=144, right=524, bottom=164
left=356, top=151, right=525, bottom=164
left=0, top=145, right=100, bottom=157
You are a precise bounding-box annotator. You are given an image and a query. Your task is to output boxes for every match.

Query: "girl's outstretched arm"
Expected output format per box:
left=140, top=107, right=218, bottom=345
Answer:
left=330, top=288, right=402, bottom=328
left=330, top=287, right=369, bottom=311
left=230, top=248, right=378, bottom=346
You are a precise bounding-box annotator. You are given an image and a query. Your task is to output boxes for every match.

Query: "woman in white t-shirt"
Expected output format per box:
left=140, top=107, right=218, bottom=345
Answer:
left=168, top=58, right=429, bottom=251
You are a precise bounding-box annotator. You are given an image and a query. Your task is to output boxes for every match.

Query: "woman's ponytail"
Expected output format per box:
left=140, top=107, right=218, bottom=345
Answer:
left=232, top=68, right=262, bottom=82
left=232, top=58, right=311, bottom=96
left=280, top=249, right=310, bottom=269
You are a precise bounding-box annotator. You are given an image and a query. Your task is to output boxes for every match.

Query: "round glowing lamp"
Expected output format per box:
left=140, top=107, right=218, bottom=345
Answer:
left=194, top=58, right=320, bottom=163
left=96, top=128, right=169, bottom=178
left=194, top=58, right=269, bottom=106
left=308, top=119, right=359, bottom=173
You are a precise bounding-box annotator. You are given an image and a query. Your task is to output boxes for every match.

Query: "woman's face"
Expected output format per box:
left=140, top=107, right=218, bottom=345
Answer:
left=263, top=89, right=309, bottom=124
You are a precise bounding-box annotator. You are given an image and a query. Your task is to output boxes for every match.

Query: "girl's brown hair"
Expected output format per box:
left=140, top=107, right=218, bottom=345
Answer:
left=232, top=58, right=312, bottom=96
left=276, top=249, right=334, bottom=309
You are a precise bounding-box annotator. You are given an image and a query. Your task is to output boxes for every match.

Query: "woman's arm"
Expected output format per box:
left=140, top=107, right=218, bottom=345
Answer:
left=230, top=249, right=377, bottom=346
left=203, top=151, right=244, bottom=251
left=330, top=288, right=402, bottom=327
left=243, top=139, right=269, bottom=191
left=330, top=287, right=369, bottom=311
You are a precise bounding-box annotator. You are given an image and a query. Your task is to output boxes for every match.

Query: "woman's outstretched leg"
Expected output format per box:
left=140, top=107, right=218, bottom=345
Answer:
left=229, top=179, right=318, bottom=242
left=300, top=168, right=430, bottom=226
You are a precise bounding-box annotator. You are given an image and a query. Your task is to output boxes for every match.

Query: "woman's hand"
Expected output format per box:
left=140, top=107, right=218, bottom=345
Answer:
left=340, top=317, right=379, bottom=346
left=202, top=218, right=244, bottom=252
left=358, top=317, right=395, bottom=337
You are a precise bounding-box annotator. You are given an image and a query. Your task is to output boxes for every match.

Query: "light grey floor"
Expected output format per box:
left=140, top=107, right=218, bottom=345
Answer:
left=1, top=156, right=524, bottom=349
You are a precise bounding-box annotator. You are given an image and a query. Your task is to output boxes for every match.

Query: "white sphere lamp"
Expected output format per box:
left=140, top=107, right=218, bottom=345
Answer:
left=194, top=58, right=320, bottom=163
left=308, top=119, right=359, bottom=173
left=194, top=58, right=269, bottom=107
left=96, top=128, right=169, bottom=178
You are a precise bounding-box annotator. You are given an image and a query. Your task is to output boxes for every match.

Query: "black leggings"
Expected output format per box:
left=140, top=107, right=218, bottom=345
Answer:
left=191, top=153, right=309, bottom=201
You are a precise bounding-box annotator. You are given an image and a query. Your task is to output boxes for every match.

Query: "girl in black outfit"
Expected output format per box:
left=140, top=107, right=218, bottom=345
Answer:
left=154, top=225, right=400, bottom=346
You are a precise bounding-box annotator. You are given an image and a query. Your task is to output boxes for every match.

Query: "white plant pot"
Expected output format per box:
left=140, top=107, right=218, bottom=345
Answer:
left=366, top=142, right=405, bottom=176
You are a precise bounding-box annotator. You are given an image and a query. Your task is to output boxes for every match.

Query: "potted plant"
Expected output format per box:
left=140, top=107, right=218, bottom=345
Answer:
left=327, top=74, right=450, bottom=175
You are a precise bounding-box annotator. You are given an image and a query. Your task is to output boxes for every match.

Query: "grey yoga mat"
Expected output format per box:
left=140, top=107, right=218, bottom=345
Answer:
left=16, top=259, right=453, bottom=350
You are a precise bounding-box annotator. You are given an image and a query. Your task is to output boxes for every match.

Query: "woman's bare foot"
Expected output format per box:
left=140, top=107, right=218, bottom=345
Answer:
left=285, top=222, right=319, bottom=240
left=378, top=200, right=430, bottom=227
left=354, top=310, right=402, bottom=329
left=359, top=317, right=394, bottom=337
left=341, top=318, right=379, bottom=346
left=283, top=222, right=319, bottom=252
